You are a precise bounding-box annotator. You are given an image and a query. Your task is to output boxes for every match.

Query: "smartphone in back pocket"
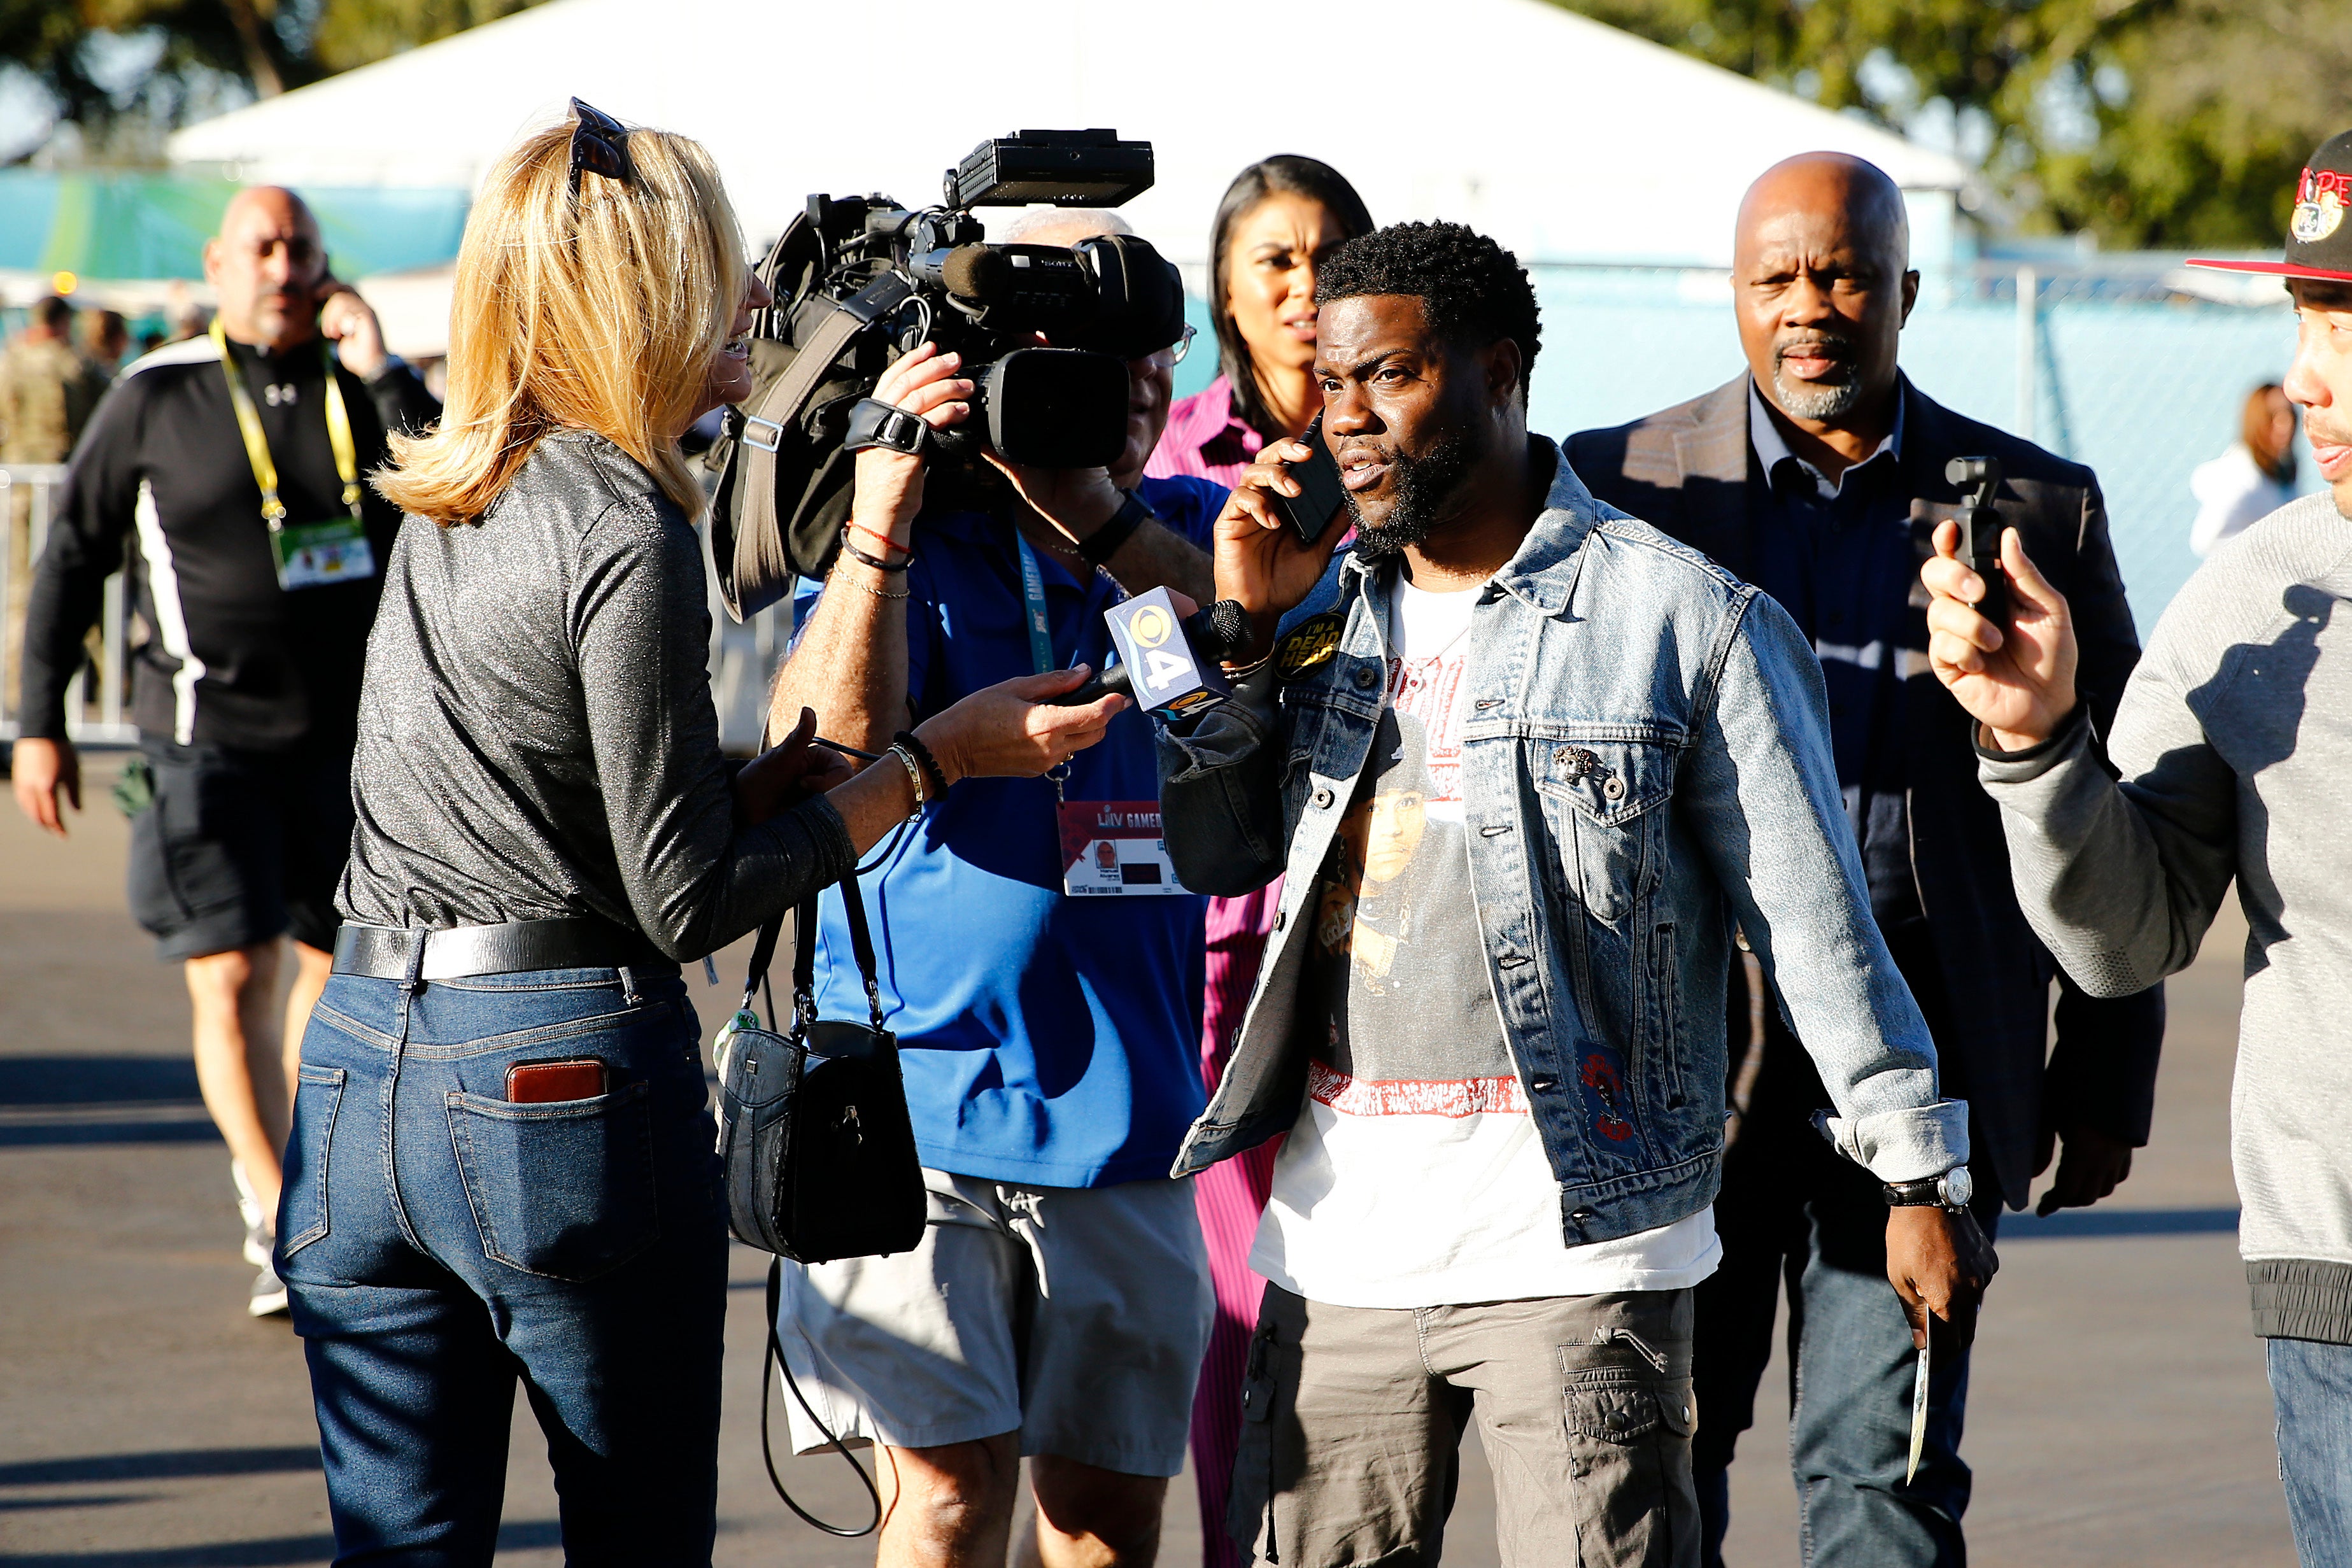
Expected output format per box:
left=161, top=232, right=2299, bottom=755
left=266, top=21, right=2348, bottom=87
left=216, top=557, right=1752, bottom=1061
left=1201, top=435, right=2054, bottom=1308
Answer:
left=1273, top=413, right=1348, bottom=547
left=506, top=1058, right=608, bottom=1104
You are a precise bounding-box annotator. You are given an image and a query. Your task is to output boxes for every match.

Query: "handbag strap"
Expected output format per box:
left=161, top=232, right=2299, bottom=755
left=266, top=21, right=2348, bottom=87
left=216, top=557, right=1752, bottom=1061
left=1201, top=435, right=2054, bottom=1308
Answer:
left=739, top=903, right=793, bottom=1021
left=761, top=1255, right=882, bottom=1536
left=742, top=873, right=883, bottom=1035
left=738, top=712, right=892, bottom=1033
left=809, top=871, right=888, bottom=1033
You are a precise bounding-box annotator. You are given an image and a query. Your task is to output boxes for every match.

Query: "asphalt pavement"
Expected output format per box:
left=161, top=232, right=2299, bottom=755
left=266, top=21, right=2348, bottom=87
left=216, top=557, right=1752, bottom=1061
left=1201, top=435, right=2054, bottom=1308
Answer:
left=0, top=754, right=2296, bottom=1565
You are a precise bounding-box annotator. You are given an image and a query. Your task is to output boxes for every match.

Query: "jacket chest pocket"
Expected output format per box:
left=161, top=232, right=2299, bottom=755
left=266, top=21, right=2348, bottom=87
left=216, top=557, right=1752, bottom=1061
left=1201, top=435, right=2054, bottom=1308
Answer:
left=1534, top=738, right=1676, bottom=927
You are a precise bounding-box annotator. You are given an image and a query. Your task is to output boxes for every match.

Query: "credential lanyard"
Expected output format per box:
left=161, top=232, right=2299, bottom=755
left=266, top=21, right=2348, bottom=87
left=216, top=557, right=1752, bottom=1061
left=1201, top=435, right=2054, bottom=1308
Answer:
left=1014, top=528, right=1078, bottom=807
left=1013, top=530, right=1055, bottom=677
left=211, top=316, right=362, bottom=533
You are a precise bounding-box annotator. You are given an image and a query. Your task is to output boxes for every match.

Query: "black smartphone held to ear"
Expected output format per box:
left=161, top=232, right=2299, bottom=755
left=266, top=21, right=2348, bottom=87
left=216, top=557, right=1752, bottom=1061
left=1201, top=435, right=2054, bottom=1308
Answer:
left=1273, top=414, right=1348, bottom=547
left=1946, top=456, right=2008, bottom=630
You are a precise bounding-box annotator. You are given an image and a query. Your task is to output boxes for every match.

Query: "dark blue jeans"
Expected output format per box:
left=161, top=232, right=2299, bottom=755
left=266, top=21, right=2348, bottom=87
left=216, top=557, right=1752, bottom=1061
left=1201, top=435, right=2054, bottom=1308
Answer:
left=1695, top=1008, right=2002, bottom=1568
left=2268, top=1336, right=2352, bottom=1567
left=280, top=964, right=728, bottom=1567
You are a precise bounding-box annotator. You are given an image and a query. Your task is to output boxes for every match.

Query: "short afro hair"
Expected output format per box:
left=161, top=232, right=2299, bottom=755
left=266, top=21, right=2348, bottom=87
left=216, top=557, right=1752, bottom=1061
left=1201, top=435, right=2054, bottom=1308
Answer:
left=1315, top=222, right=1541, bottom=404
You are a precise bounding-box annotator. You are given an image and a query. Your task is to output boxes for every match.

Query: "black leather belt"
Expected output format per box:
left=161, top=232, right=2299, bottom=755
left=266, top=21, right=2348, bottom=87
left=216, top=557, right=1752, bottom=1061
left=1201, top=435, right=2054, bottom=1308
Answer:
left=330, top=919, right=676, bottom=981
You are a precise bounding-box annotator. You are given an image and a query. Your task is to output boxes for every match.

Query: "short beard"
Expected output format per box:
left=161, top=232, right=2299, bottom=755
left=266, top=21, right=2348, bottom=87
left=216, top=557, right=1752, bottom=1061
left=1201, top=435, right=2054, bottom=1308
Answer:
left=1771, top=339, right=1865, bottom=421
left=1344, top=430, right=1477, bottom=560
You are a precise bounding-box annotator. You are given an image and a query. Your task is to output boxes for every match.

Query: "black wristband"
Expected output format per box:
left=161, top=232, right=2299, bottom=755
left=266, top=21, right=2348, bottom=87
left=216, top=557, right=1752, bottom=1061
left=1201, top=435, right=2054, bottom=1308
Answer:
left=893, top=730, right=949, bottom=800
left=843, top=397, right=930, bottom=456
left=1077, top=489, right=1152, bottom=567
left=840, top=528, right=910, bottom=573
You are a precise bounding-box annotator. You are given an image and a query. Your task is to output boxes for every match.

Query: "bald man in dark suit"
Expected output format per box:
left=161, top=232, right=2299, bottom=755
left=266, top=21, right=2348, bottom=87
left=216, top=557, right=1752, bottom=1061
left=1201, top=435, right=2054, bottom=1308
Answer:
left=1566, top=153, right=2165, bottom=1567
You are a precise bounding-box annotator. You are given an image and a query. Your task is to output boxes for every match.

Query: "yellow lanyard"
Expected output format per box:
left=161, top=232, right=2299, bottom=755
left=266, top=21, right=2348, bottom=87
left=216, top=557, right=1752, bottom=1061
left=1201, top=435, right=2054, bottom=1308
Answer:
left=211, top=316, right=361, bottom=529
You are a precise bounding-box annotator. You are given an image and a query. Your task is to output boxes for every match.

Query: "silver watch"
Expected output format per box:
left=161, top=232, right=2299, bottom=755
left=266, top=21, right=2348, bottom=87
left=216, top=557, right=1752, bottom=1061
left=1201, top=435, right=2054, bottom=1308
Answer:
left=1883, top=1166, right=1973, bottom=1210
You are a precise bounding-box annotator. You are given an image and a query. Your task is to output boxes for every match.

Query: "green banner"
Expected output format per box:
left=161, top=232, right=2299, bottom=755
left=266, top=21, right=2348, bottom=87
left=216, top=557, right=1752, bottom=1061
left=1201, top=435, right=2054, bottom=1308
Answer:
left=0, top=172, right=469, bottom=281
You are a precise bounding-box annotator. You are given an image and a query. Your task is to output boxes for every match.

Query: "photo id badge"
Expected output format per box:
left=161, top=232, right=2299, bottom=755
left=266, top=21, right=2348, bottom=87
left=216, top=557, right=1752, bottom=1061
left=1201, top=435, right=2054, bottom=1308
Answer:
left=1058, top=800, right=1191, bottom=897
left=270, top=517, right=378, bottom=591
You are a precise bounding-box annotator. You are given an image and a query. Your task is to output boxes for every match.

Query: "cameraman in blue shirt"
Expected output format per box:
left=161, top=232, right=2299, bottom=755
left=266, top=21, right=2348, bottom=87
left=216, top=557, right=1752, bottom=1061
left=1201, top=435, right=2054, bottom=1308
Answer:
left=767, top=209, right=1222, bottom=1568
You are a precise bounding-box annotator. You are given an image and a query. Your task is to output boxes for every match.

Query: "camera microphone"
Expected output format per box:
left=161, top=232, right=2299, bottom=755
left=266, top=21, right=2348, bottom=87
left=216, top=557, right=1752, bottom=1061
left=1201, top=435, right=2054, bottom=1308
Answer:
left=1044, top=594, right=1253, bottom=715
left=939, top=244, right=1012, bottom=304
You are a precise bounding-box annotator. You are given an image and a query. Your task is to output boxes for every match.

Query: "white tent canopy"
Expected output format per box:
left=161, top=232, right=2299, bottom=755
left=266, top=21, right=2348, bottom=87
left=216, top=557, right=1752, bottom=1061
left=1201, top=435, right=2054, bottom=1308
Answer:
left=169, top=0, right=1967, bottom=271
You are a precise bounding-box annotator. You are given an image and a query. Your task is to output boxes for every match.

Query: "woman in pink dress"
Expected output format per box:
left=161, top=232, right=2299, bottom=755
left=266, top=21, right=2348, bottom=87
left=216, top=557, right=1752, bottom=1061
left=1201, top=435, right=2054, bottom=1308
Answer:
left=1145, top=153, right=1371, bottom=1567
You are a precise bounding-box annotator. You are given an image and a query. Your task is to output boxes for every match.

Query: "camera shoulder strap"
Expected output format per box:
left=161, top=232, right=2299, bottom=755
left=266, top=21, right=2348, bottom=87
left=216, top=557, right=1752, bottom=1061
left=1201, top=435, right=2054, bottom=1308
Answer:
left=723, top=272, right=918, bottom=621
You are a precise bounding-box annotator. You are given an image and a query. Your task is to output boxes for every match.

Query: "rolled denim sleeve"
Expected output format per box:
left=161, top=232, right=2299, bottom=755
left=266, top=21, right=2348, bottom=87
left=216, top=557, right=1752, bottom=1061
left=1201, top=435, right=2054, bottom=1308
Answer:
left=1156, top=663, right=1287, bottom=898
left=1682, top=587, right=1969, bottom=1182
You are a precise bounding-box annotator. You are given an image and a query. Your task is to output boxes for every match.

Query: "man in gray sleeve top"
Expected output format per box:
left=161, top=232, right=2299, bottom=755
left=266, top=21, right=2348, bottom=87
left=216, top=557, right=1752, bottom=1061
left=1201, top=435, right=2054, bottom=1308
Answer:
left=1922, top=130, right=2352, bottom=1567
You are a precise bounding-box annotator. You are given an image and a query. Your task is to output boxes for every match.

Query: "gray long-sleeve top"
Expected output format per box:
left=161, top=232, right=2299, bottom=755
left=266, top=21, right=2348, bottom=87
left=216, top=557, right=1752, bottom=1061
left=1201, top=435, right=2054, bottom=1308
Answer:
left=337, top=431, right=853, bottom=961
left=1980, top=491, right=2352, bottom=1342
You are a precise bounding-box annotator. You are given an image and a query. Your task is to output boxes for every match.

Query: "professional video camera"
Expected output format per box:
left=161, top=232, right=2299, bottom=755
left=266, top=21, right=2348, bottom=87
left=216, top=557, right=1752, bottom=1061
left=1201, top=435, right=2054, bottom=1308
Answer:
left=708, top=130, right=1186, bottom=621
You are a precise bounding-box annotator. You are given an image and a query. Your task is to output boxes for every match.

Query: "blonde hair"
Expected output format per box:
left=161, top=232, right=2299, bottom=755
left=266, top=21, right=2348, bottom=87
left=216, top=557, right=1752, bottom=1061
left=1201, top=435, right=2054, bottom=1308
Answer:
left=376, top=113, right=746, bottom=526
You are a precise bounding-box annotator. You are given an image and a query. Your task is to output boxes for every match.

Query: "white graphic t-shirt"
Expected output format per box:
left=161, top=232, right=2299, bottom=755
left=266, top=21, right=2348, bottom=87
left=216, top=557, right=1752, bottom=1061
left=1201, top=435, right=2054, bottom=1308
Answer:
left=1250, top=577, right=1720, bottom=1308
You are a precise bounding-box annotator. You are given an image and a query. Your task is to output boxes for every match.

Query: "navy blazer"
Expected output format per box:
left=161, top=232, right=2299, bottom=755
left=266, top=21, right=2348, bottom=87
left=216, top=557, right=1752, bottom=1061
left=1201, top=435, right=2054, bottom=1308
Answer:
left=1566, top=374, right=2166, bottom=1209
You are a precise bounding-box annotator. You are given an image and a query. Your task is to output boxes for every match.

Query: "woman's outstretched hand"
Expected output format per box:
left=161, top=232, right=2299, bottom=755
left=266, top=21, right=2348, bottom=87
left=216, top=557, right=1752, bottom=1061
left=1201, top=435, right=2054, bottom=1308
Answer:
left=812, top=672, right=1126, bottom=859
left=914, top=668, right=1126, bottom=786
left=733, top=707, right=855, bottom=826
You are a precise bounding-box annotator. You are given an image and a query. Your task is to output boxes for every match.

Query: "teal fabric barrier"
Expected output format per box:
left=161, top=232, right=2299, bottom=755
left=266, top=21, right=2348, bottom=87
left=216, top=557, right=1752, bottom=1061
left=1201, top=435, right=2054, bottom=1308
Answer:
left=1175, top=267, right=2312, bottom=640
left=1521, top=272, right=2307, bottom=641
left=0, top=173, right=470, bottom=283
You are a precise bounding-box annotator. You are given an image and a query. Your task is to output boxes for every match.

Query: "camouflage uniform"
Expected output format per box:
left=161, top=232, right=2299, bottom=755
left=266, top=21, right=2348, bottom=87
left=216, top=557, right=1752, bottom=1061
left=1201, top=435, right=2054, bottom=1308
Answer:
left=2, top=335, right=110, bottom=709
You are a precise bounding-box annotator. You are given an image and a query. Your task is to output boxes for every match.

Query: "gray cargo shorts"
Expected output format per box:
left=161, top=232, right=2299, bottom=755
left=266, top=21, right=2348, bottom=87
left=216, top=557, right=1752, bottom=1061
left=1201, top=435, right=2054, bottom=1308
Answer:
left=1229, top=1285, right=1699, bottom=1567
left=777, top=1168, right=1214, bottom=1477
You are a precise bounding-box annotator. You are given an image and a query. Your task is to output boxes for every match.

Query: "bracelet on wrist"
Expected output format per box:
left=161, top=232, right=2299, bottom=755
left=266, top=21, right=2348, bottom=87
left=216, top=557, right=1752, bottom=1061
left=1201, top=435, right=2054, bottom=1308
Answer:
left=893, top=729, right=950, bottom=800
left=847, top=520, right=911, bottom=558
left=884, top=742, right=928, bottom=818
left=847, top=576, right=910, bottom=600
left=1221, top=651, right=1275, bottom=680
left=840, top=529, right=911, bottom=574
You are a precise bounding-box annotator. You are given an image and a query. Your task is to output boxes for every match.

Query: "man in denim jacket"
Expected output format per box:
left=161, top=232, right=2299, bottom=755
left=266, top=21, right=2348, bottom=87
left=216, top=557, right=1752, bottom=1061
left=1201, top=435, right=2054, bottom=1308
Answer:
left=1155, top=220, right=1993, bottom=1567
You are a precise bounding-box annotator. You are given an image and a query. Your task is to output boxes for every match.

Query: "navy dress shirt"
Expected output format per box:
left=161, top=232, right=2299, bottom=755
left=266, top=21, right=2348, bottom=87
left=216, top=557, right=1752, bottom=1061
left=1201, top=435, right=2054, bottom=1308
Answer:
left=1744, top=378, right=1925, bottom=929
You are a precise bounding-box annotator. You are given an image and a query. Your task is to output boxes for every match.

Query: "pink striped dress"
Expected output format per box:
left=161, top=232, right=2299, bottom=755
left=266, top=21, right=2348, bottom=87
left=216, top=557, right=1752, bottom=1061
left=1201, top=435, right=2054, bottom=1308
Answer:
left=1146, top=374, right=1282, bottom=1567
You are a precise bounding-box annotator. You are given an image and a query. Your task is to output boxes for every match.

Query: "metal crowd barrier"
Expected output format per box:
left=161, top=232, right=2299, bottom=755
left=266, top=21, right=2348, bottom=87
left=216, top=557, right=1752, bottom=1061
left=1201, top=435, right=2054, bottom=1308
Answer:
left=1, top=463, right=136, bottom=747
left=704, top=537, right=794, bottom=756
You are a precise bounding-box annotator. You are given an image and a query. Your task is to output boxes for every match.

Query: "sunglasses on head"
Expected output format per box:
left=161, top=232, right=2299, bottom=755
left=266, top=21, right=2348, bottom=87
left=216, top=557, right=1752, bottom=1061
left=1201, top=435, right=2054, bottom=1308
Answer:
left=568, top=97, right=633, bottom=194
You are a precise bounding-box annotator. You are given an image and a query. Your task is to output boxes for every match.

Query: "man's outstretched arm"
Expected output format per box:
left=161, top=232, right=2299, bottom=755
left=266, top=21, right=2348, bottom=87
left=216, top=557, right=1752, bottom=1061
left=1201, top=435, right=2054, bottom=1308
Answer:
left=1923, top=521, right=2240, bottom=996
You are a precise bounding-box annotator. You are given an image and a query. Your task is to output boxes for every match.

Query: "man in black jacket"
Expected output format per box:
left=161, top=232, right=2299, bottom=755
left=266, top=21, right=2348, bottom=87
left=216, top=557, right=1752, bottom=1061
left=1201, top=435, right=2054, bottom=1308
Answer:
left=1566, top=153, right=2165, bottom=1566
left=12, top=186, right=438, bottom=1318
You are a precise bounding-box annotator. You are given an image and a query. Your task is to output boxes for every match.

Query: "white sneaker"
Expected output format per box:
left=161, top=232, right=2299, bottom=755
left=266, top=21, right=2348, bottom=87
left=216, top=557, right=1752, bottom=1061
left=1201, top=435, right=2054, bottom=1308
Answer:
left=249, top=1259, right=290, bottom=1318
left=231, top=1162, right=272, bottom=1268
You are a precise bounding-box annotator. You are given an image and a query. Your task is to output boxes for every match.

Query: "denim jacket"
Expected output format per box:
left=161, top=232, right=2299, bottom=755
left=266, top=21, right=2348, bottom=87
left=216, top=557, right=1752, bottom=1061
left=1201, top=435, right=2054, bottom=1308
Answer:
left=1155, top=439, right=1969, bottom=1245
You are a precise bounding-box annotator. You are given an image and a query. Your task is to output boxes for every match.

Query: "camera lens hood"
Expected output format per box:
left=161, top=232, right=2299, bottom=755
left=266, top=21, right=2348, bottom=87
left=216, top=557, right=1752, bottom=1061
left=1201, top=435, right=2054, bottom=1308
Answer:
left=972, top=348, right=1130, bottom=469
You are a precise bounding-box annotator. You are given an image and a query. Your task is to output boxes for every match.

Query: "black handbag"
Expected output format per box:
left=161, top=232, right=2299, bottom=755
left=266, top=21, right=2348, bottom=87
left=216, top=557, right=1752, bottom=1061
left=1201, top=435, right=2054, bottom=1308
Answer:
left=716, top=870, right=925, bottom=1537
left=717, top=873, right=925, bottom=1262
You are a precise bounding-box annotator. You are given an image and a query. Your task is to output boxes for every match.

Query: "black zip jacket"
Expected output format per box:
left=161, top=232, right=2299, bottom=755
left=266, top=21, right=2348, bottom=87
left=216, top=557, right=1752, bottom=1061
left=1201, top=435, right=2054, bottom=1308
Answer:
left=20, top=332, right=439, bottom=751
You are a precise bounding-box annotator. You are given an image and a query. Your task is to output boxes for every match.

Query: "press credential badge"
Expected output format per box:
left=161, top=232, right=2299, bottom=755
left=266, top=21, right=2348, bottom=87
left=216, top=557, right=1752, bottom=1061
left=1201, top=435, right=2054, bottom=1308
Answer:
left=1058, top=800, right=1191, bottom=896
left=270, top=518, right=376, bottom=589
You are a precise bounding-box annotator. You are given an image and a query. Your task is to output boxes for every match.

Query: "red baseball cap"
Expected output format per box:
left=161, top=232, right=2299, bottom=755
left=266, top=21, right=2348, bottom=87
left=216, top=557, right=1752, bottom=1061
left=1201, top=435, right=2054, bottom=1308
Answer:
left=2187, top=130, right=2352, bottom=285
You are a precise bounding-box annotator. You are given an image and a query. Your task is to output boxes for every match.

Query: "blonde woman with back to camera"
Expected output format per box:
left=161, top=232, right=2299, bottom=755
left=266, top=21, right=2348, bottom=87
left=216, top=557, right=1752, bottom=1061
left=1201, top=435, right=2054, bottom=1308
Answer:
left=279, top=104, right=1124, bottom=1565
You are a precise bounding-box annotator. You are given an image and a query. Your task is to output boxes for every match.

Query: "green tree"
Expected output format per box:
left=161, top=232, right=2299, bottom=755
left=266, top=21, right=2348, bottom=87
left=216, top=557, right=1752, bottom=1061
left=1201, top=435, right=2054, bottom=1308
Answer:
left=1, top=0, right=545, bottom=164
left=1555, top=0, right=2352, bottom=247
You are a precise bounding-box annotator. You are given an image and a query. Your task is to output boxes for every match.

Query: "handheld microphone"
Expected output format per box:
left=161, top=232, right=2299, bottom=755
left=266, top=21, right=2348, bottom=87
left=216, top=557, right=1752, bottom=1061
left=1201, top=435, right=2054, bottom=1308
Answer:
left=1042, top=593, right=1253, bottom=715
left=1946, top=456, right=2008, bottom=630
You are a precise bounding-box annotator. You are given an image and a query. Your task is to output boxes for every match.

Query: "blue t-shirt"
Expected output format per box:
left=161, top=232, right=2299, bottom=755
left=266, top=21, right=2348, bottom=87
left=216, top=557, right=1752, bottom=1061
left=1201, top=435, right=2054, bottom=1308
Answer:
left=795, top=474, right=1226, bottom=1187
